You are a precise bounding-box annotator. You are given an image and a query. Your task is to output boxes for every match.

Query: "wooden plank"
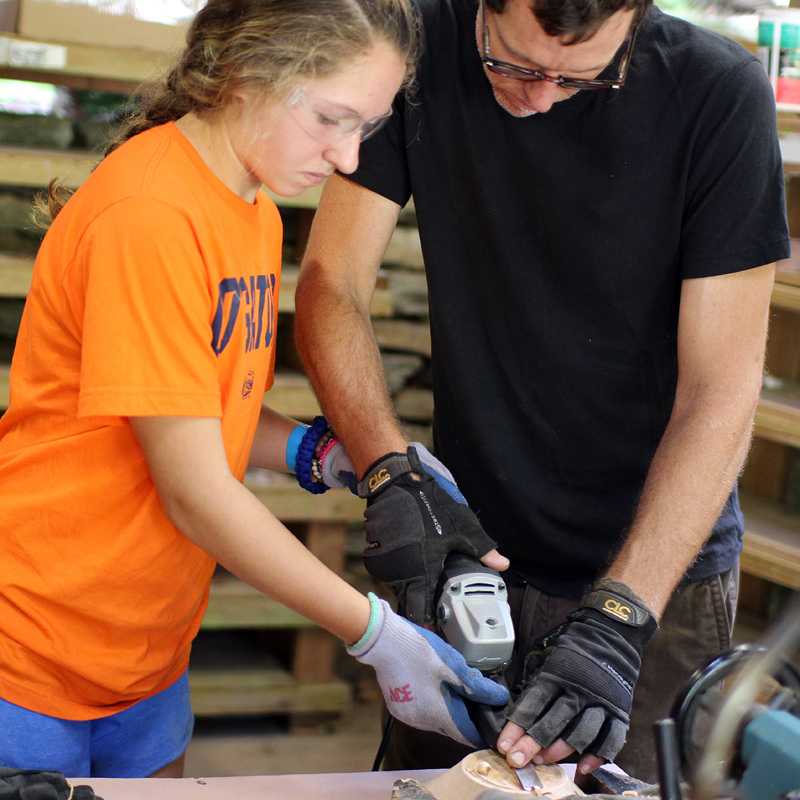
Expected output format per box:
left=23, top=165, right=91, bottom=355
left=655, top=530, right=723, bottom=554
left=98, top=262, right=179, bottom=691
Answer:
left=245, top=483, right=364, bottom=523
left=264, top=371, right=320, bottom=420
left=776, top=239, right=800, bottom=287
left=771, top=281, right=800, bottom=313
left=393, top=386, right=434, bottom=422
left=202, top=575, right=317, bottom=631
left=0, top=146, right=96, bottom=188
left=740, top=493, right=800, bottom=590
left=766, top=308, right=800, bottom=380
left=189, top=668, right=351, bottom=716
left=0, top=253, right=33, bottom=296
left=373, top=318, right=431, bottom=357
left=0, top=146, right=323, bottom=208
left=0, top=259, right=393, bottom=316
left=740, top=438, right=794, bottom=502
left=291, top=522, right=347, bottom=684
left=0, top=363, right=8, bottom=406
left=0, top=32, right=159, bottom=88
left=754, top=383, right=800, bottom=448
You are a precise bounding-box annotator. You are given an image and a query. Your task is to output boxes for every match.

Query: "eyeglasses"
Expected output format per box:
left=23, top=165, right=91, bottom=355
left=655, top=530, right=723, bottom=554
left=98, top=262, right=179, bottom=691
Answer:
left=480, top=0, right=639, bottom=91
left=286, top=88, right=393, bottom=145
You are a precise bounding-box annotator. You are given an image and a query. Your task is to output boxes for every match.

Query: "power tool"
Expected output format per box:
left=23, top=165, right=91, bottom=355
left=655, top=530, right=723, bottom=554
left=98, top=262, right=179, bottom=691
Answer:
left=655, top=595, right=800, bottom=800
left=434, top=551, right=515, bottom=674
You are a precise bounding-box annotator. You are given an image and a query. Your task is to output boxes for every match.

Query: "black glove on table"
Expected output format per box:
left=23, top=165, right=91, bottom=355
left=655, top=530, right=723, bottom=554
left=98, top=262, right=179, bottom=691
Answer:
left=0, top=769, right=103, bottom=800
left=507, top=579, right=658, bottom=762
left=358, top=446, right=497, bottom=625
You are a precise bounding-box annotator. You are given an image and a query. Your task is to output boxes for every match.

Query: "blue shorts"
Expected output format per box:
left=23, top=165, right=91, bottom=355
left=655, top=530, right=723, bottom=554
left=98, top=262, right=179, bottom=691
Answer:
left=0, top=671, right=193, bottom=778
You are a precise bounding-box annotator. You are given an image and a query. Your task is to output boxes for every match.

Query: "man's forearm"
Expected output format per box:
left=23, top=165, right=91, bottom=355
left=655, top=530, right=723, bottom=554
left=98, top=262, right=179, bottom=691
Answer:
left=295, top=263, right=408, bottom=476
left=605, top=389, right=757, bottom=618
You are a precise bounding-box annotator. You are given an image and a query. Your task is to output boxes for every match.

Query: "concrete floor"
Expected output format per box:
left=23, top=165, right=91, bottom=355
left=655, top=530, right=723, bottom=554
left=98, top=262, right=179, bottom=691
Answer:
left=184, top=699, right=385, bottom=778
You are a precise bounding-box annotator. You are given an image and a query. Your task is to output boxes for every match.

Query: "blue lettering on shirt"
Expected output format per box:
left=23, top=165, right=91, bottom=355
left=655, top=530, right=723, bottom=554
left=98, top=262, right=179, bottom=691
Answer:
left=211, top=273, right=276, bottom=356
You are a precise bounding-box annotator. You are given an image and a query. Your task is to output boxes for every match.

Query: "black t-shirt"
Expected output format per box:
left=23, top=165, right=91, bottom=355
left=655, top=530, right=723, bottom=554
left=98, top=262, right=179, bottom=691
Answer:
left=348, top=1, right=791, bottom=595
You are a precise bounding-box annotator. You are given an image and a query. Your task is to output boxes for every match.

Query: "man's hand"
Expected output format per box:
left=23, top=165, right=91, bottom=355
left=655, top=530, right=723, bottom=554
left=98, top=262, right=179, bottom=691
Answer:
left=358, top=446, right=501, bottom=624
left=348, top=593, right=509, bottom=746
left=499, top=580, right=658, bottom=768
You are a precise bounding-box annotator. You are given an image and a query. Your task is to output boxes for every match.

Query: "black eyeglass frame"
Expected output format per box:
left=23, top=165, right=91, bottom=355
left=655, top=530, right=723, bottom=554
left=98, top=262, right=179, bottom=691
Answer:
left=480, top=0, right=639, bottom=91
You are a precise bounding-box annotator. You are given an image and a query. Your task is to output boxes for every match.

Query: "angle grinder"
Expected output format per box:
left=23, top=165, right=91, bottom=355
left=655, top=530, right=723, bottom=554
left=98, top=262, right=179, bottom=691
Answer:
left=434, top=551, right=515, bottom=674
left=435, top=551, right=516, bottom=748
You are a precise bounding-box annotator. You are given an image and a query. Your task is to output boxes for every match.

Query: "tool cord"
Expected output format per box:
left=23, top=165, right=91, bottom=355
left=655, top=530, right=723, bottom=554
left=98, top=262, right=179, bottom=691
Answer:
left=371, top=713, right=395, bottom=771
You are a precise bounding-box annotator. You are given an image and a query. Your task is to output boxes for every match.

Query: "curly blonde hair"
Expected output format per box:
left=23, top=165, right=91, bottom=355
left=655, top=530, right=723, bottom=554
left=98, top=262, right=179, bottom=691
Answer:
left=35, top=0, right=418, bottom=223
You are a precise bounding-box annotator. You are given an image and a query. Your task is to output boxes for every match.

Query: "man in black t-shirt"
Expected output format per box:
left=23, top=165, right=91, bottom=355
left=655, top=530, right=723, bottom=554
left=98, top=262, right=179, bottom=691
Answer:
left=294, top=0, right=790, bottom=781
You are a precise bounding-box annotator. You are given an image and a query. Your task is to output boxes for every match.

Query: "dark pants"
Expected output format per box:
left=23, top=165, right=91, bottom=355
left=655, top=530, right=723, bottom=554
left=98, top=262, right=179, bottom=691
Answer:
left=381, top=566, right=738, bottom=783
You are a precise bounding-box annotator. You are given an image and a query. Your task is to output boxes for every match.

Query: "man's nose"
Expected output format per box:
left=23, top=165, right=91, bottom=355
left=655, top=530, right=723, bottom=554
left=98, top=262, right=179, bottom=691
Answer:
left=520, top=79, right=562, bottom=113
left=325, top=133, right=360, bottom=174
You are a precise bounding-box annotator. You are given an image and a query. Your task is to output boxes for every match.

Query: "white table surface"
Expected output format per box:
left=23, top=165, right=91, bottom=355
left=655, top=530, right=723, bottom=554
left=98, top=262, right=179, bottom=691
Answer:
left=77, top=770, right=444, bottom=800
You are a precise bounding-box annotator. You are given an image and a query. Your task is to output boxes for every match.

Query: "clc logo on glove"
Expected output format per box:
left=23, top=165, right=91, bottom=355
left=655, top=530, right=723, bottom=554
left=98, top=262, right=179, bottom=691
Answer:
left=603, top=598, right=633, bottom=621
left=369, top=468, right=391, bottom=493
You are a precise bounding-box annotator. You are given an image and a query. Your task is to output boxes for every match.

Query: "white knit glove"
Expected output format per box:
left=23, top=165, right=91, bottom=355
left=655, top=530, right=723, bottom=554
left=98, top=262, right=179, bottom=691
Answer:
left=347, top=594, right=509, bottom=747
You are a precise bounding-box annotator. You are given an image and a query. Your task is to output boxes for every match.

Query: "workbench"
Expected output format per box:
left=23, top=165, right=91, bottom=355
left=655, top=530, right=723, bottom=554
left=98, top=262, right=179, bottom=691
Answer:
left=77, top=771, right=442, bottom=800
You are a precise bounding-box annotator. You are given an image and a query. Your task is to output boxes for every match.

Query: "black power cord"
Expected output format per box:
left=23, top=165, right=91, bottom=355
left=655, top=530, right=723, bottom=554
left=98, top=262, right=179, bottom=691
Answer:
left=371, top=713, right=395, bottom=771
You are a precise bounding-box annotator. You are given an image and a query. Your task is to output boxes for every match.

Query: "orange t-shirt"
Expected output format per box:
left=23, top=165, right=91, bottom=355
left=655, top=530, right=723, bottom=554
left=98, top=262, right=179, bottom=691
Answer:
left=0, top=123, right=282, bottom=719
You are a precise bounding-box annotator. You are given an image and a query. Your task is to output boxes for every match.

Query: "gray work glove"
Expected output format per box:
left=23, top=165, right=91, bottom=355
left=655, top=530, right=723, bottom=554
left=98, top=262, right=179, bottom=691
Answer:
left=348, top=594, right=509, bottom=746
left=507, top=580, right=658, bottom=761
left=358, top=446, right=497, bottom=625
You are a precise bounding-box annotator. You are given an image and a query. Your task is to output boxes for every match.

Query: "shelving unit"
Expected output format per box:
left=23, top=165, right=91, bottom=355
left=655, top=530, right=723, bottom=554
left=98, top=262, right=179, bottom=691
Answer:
left=739, top=112, right=800, bottom=611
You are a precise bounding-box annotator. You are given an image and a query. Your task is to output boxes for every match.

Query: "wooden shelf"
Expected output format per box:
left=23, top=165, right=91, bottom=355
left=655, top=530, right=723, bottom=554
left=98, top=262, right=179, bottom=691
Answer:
left=0, top=364, right=321, bottom=415
left=0, top=32, right=161, bottom=92
left=0, top=145, right=323, bottom=208
left=754, top=381, right=800, bottom=449
left=189, top=664, right=351, bottom=717
left=740, top=493, right=800, bottom=591
left=244, top=481, right=364, bottom=523
left=0, top=259, right=393, bottom=318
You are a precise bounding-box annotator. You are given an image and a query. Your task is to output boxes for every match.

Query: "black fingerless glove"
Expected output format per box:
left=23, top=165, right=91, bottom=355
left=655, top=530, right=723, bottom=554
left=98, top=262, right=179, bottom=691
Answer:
left=507, top=579, right=658, bottom=761
left=358, top=446, right=497, bottom=625
left=0, top=769, right=103, bottom=800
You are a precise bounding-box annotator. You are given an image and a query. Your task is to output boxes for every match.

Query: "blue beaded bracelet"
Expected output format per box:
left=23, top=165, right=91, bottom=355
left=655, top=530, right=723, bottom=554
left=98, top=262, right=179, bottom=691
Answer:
left=296, top=416, right=331, bottom=494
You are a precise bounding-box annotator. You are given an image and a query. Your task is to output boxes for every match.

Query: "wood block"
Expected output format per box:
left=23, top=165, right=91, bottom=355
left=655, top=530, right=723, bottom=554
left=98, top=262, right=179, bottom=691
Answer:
left=394, top=750, right=583, bottom=800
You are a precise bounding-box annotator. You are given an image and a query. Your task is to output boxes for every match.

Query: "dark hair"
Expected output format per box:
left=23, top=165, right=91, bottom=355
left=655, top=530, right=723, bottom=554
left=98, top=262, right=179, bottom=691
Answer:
left=485, top=0, right=651, bottom=43
left=35, top=0, right=418, bottom=224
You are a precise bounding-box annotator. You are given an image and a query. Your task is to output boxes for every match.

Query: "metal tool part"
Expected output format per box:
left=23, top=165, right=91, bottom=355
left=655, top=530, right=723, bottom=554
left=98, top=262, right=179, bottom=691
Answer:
left=436, top=552, right=514, bottom=672
left=664, top=595, right=800, bottom=800
left=514, top=763, right=545, bottom=792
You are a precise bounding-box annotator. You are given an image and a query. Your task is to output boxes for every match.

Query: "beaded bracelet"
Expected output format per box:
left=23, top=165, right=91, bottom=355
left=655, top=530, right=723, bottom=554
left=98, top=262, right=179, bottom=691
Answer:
left=309, top=429, right=335, bottom=482
left=296, top=416, right=331, bottom=494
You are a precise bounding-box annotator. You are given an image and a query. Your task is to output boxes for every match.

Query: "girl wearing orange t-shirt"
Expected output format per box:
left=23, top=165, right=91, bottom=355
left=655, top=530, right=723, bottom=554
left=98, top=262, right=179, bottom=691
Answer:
left=0, top=0, right=507, bottom=778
